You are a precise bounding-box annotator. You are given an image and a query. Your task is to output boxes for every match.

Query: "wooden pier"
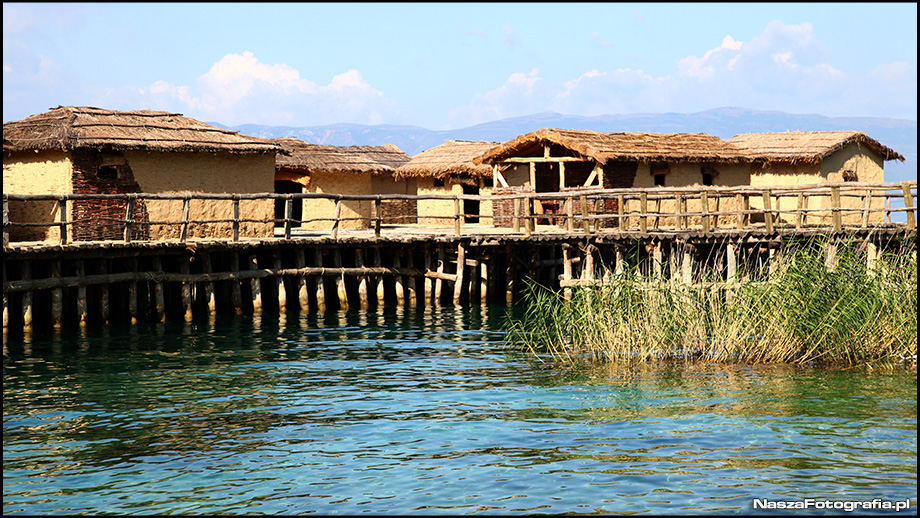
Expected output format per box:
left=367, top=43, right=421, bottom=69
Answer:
left=3, top=182, right=916, bottom=333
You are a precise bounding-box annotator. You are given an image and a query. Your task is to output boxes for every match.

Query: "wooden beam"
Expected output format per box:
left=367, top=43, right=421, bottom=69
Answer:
left=498, top=156, right=591, bottom=164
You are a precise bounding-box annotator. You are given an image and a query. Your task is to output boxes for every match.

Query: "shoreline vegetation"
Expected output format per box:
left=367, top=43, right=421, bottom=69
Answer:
left=504, top=236, right=917, bottom=369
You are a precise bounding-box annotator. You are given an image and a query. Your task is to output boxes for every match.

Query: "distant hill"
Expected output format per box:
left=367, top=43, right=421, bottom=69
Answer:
left=213, top=107, right=917, bottom=183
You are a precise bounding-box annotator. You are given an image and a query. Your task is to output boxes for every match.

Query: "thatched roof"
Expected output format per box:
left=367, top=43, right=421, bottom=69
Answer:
left=2, top=106, right=280, bottom=154
left=396, top=140, right=497, bottom=180
left=475, top=128, right=753, bottom=165
left=272, top=137, right=410, bottom=175
left=728, top=131, right=905, bottom=163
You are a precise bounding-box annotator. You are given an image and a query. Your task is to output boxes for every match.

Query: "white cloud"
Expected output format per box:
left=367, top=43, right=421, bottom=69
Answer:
left=118, top=52, right=400, bottom=126
left=446, top=69, right=544, bottom=127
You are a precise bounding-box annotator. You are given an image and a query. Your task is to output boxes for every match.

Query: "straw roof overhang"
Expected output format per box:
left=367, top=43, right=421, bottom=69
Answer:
left=474, top=128, right=753, bottom=165
left=272, top=137, right=410, bottom=175
left=2, top=106, right=281, bottom=155
left=395, top=140, right=498, bottom=181
left=727, top=131, right=905, bottom=163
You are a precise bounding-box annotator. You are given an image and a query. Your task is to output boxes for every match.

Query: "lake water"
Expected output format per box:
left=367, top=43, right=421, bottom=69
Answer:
left=3, top=305, right=917, bottom=515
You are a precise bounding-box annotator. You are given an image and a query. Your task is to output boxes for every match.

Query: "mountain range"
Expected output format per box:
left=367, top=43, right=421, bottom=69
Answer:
left=212, top=107, right=917, bottom=183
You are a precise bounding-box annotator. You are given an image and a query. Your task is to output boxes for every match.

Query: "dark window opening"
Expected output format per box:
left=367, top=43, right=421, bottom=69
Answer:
left=702, top=173, right=714, bottom=186
left=97, top=165, right=119, bottom=180
left=654, top=173, right=666, bottom=187
left=482, top=178, right=493, bottom=188
left=462, top=183, right=479, bottom=223
left=274, top=180, right=303, bottom=228
left=434, top=178, right=446, bottom=187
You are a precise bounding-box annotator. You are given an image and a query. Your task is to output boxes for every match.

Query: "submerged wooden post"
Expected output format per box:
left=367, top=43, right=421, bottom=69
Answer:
left=127, top=257, right=138, bottom=325
left=151, top=257, right=166, bottom=322
left=274, top=254, right=287, bottom=311
left=248, top=253, right=262, bottom=314
left=75, top=260, right=88, bottom=326
left=403, top=248, right=417, bottom=307
left=424, top=244, right=434, bottom=306
left=231, top=252, right=243, bottom=314
left=370, top=247, right=384, bottom=309
left=453, top=243, right=465, bottom=305
left=505, top=244, right=514, bottom=305
left=314, top=248, right=327, bottom=312
left=179, top=257, right=194, bottom=321
left=356, top=248, right=369, bottom=310
left=332, top=248, right=348, bottom=311
left=295, top=249, right=309, bottom=311
left=200, top=252, right=216, bottom=316
left=393, top=249, right=405, bottom=306
left=51, top=259, right=63, bottom=327
left=435, top=244, right=445, bottom=306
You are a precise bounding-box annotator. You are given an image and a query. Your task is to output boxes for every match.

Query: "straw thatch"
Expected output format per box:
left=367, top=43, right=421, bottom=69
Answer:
left=728, top=131, right=905, bottom=163
left=2, top=106, right=280, bottom=154
left=475, top=128, right=754, bottom=165
left=272, top=137, right=410, bottom=175
left=395, top=140, right=498, bottom=180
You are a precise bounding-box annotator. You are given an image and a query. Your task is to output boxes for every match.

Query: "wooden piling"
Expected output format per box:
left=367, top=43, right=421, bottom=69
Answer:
left=249, top=254, right=262, bottom=314
left=97, top=260, right=108, bottom=325
left=435, top=244, right=445, bottom=305
left=505, top=244, right=514, bottom=305
left=179, top=258, right=194, bottom=321
left=231, top=252, right=243, bottom=315
left=453, top=243, right=465, bottom=305
left=295, top=249, right=309, bottom=311
left=274, top=254, right=287, bottom=311
left=127, top=257, right=138, bottom=324
left=21, top=261, right=33, bottom=329
left=404, top=248, right=417, bottom=307
left=374, top=247, right=385, bottom=309
left=313, top=248, right=326, bottom=312
left=356, top=248, right=369, bottom=310
left=392, top=250, right=405, bottom=306
left=424, top=243, right=434, bottom=306
left=151, top=257, right=166, bottom=322
left=200, top=253, right=216, bottom=316
left=333, top=248, right=348, bottom=311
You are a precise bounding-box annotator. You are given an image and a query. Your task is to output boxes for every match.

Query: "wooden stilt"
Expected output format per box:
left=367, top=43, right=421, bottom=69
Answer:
left=151, top=257, right=166, bottom=322
left=295, top=249, right=309, bottom=311
left=481, top=255, right=489, bottom=305
left=356, top=248, right=369, bottom=310
left=21, top=261, right=33, bottom=330
left=179, top=258, right=194, bottom=321
left=453, top=243, right=465, bottom=305
left=231, top=252, right=243, bottom=315
left=727, top=242, right=738, bottom=282
left=653, top=241, right=663, bottom=279
left=825, top=240, right=838, bottom=271
left=435, top=244, right=445, bottom=305
left=374, top=247, right=385, bottom=309
left=249, top=254, right=262, bottom=314
left=866, top=241, right=878, bottom=277
left=403, top=248, right=417, bottom=307
left=51, top=259, right=63, bottom=327
left=127, top=257, right=138, bottom=325
left=274, top=254, right=287, bottom=312
left=3, top=261, right=10, bottom=329
left=615, top=245, right=625, bottom=275
left=505, top=245, right=514, bottom=305
left=333, top=248, right=349, bottom=311
left=584, top=245, right=595, bottom=282
left=98, top=260, right=109, bottom=325
left=393, top=250, right=405, bottom=306
left=562, top=244, right=574, bottom=301
left=424, top=244, right=434, bottom=306
left=681, top=242, right=694, bottom=284
left=314, top=248, right=326, bottom=312
left=200, top=253, right=216, bottom=317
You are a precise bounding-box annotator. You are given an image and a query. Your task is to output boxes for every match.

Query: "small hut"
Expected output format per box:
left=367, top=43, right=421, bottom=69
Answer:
left=474, top=128, right=753, bottom=226
left=395, top=140, right=498, bottom=225
left=3, top=106, right=280, bottom=242
left=271, top=138, right=412, bottom=229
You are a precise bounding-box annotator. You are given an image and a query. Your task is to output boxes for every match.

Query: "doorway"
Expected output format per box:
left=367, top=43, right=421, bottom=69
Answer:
left=274, top=180, right=303, bottom=227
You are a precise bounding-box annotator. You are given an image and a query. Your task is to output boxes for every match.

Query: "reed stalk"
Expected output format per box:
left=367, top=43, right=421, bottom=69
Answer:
left=504, top=237, right=917, bottom=368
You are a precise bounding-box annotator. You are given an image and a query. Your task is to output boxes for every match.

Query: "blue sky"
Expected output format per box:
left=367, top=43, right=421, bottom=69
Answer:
left=3, top=2, right=917, bottom=129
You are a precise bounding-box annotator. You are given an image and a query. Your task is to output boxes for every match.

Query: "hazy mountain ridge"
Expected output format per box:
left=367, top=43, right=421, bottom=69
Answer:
left=213, top=107, right=917, bottom=183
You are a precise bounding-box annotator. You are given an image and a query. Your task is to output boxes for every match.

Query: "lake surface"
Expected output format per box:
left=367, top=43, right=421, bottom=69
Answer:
left=3, top=305, right=917, bottom=515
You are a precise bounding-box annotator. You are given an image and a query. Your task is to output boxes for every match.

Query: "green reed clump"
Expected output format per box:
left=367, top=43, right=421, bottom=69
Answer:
left=504, top=239, right=917, bottom=367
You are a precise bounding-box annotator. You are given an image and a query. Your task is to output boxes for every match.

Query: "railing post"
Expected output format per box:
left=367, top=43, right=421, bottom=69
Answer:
left=700, top=191, right=710, bottom=233
left=566, top=196, right=574, bottom=232
left=861, top=190, right=871, bottom=228
left=180, top=196, right=190, bottom=242
left=675, top=194, right=683, bottom=230
left=639, top=192, right=648, bottom=233
left=580, top=195, right=590, bottom=235
left=735, top=194, right=745, bottom=230
left=332, top=197, right=342, bottom=240
left=830, top=186, right=842, bottom=232
left=903, top=183, right=916, bottom=230
left=454, top=197, right=462, bottom=236
left=512, top=198, right=521, bottom=233
left=58, top=198, right=68, bottom=245
left=796, top=193, right=805, bottom=229
left=617, top=194, right=626, bottom=231
left=124, top=196, right=135, bottom=243
left=232, top=196, right=240, bottom=242
left=524, top=196, right=532, bottom=238
left=762, top=190, right=773, bottom=233
left=284, top=196, right=293, bottom=239
left=2, top=197, right=9, bottom=248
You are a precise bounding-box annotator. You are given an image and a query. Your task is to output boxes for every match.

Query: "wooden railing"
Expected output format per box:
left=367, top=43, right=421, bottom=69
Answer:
left=3, top=181, right=915, bottom=247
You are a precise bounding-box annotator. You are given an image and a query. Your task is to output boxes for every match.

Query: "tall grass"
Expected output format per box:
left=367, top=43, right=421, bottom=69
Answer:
left=504, top=237, right=917, bottom=368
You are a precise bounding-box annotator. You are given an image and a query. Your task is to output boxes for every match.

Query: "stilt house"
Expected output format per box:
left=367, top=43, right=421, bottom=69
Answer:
left=395, top=140, right=498, bottom=225
left=3, top=106, right=280, bottom=242
left=271, top=138, right=412, bottom=229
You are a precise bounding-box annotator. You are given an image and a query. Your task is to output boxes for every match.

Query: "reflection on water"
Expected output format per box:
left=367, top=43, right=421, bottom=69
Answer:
left=3, top=306, right=917, bottom=515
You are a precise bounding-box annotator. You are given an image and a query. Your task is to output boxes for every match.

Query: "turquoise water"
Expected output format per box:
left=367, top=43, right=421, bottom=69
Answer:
left=3, top=306, right=917, bottom=515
